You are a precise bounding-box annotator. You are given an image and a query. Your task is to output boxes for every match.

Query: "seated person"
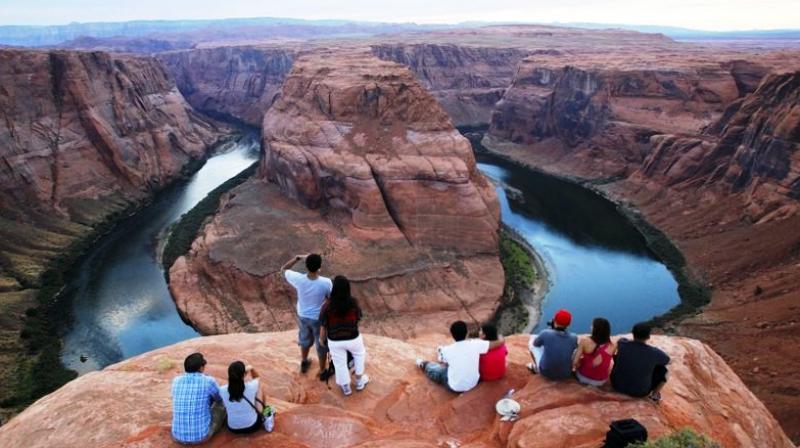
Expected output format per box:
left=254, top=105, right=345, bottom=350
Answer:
left=220, top=361, right=266, bottom=434
left=479, top=323, right=508, bottom=381
left=171, top=353, right=226, bottom=444
left=416, top=321, right=505, bottom=393
left=610, top=322, right=670, bottom=402
left=528, top=309, right=578, bottom=380
left=572, top=317, right=616, bottom=386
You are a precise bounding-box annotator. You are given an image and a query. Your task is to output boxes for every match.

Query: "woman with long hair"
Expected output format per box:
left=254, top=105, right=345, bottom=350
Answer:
left=319, top=275, right=368, bottom=396
left=220, top=361, right=266, bottom=434
left=572, top=317, right=616, bottom=387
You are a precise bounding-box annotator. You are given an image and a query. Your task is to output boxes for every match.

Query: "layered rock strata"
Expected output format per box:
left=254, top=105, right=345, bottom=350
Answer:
left=372, top=43, right=529, bottom=126
left=169, top=50, right=503, bottom=338
left=0, top=48, right=221, bottom=286
left=0, top=48, right=223, bottom=413
left=0, top=333, right=792, bottom=448
left=158, top=46, right=295, bottom=127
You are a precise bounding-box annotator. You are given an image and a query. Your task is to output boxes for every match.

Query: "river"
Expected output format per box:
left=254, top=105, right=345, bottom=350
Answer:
left=476, top=154, right=681, bottom=335
left=57, top=136, right=680, bottom=375
left=60, top=136, right=260, bottom=374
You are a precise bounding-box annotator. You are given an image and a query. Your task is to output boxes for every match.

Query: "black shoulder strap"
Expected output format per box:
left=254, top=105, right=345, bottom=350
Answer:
left=242, top=394, right=261, bottom=413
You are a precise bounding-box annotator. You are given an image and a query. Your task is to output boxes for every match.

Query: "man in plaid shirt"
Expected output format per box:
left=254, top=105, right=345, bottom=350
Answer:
left=171, top=353, right=226, bottom=444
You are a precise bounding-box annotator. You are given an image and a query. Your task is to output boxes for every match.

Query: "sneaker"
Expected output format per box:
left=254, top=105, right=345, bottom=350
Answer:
left=300, top=359, right=311, bottom=374
left=415, top=358, right=427, bottom=370
left=341, top=383, right=352, bottom=396
left=356, top=375, right=370, bottom=391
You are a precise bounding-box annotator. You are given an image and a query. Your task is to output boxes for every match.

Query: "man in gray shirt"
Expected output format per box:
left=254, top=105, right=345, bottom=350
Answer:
left=528, top=309, right=578, bottom=380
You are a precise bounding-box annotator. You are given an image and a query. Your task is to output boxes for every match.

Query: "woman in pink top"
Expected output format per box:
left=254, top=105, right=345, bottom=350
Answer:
left=572, top=317, right=615, bottom=387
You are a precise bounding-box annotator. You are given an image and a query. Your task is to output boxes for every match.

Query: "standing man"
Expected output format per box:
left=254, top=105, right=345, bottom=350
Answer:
left=282, top=253, right=333, bottom=375
left=171, top=353, right=225, bottom=445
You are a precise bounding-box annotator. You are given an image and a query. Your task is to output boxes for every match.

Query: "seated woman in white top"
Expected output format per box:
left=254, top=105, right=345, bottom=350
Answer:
left=220, top=361, right=266, bottom=434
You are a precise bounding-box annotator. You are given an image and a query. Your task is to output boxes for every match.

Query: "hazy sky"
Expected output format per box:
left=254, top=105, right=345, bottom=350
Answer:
left=0, top=0, right=798, bottom=31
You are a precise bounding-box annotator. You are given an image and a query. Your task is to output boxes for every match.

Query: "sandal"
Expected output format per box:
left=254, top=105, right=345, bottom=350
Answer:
left=526, top=362, right=538, bottom=374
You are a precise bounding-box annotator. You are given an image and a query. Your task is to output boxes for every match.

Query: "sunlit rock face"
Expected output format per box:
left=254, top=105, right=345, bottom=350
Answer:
left=169, top=50, right=503, bottom=339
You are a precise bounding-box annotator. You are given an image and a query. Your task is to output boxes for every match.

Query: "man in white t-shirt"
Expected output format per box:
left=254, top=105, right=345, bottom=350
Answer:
left=281, top=253, right=333, bottom=375
left=415, top=321, right=506, bottom=393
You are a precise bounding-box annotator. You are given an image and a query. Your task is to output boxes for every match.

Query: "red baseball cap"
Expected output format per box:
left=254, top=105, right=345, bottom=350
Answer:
left=553, top=309, right=572, bottom=327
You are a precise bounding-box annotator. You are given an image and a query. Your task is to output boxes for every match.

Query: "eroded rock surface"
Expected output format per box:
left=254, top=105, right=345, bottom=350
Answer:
left=372, top=43, right=529, bottom=126
left=0, top=49, right=222, bottom=284
left=158, top=46, right=295, bottom=127
left=0, top=333, right=791, bottom=448
left=169, top=50, right=502, bottom=338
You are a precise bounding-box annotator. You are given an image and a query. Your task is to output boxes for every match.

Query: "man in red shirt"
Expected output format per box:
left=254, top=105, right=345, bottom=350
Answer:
left=479, top=323, right=508, bottom=381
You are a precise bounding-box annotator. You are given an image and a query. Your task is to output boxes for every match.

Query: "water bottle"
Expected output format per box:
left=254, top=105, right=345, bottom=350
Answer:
left=262, top=405, right=275, bottom=432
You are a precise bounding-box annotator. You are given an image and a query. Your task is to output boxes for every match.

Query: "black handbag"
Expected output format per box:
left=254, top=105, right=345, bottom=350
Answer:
left=603, top=419, right=648, bottom=447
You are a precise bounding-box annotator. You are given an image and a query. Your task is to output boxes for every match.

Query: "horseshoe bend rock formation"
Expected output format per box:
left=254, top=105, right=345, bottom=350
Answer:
left=0, top=47, right=222, bottom=298
left=0, top=333, right=792, bottom=448
left=169, top=51, right=503, bottom=338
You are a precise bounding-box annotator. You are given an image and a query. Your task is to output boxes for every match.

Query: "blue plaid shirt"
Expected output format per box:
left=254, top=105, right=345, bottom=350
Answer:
left=171, top=373, right=221, bottom=444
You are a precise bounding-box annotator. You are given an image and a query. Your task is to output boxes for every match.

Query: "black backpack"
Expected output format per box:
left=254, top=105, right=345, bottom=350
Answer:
left=604, top=419, right=648, bottom=447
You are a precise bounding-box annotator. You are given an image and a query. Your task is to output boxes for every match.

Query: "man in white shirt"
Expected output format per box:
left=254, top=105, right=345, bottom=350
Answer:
left=281, top=253, right=333, bottom=375
left=415, top=321, right=505, bottom=393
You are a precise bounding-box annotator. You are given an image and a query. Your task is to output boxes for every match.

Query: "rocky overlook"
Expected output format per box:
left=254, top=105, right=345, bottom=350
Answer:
left=168, top=50, right=503, bottom=338
left=0, top=333, right=792, bottom=448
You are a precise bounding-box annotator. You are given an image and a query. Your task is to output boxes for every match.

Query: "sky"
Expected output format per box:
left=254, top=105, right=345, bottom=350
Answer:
left=0, top=0, right=798, bottom=31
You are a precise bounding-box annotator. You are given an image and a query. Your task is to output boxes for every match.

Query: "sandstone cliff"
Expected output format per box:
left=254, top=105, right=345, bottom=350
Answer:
left=158, top=46, right=295, bottom=127
left=371, top=43, right=529, bottom=126
left=0, top=333, right=791, bottom=448
left=168, top=50, right=503, bottom=338
left=487, top=54, right=742, bottom=178
left=0, top=48, right=223, bottom=416
left=0, top=49, right=222, bottom=284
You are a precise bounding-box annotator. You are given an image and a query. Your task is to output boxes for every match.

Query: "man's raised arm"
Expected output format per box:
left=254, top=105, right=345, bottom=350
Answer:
left=281, top=254, right=305, bottom=273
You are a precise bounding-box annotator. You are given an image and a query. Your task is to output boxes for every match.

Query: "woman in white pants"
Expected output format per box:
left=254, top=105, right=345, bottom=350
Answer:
left=319, top=275, right=368, bottom=396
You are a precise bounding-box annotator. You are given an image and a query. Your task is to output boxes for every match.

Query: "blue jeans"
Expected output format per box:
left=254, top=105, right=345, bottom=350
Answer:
left=424, top=362, right=452, bottom=391
left=297, top=316, right=328, bottom=358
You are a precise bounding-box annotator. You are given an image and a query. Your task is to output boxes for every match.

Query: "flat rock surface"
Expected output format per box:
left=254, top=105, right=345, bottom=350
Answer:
left=0, top=333, right=792, bottom=448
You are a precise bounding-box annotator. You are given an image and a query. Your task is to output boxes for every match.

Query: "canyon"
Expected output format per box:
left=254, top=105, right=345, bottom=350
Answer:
left=0, top=21, right=798, bottom=445
left=0, top=333, right=792, bottom=447
left=0, top=47, right=224, bottom=418
left=168, top=49, right=504, bottom=339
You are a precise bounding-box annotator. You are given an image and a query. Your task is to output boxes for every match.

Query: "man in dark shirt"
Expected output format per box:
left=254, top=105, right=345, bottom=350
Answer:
left=611, top=322, right=670, bottom=402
